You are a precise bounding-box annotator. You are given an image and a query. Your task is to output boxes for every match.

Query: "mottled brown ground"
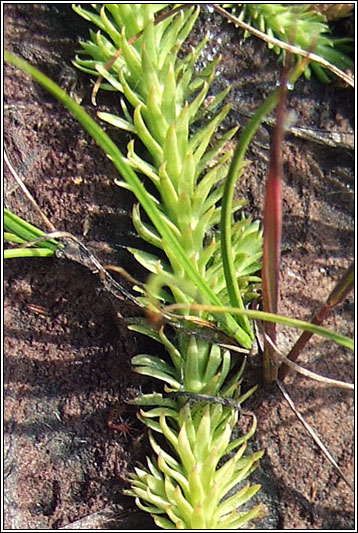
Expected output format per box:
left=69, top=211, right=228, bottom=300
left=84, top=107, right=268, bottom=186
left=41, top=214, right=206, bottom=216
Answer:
left=4, top=4, right=354, bottom=530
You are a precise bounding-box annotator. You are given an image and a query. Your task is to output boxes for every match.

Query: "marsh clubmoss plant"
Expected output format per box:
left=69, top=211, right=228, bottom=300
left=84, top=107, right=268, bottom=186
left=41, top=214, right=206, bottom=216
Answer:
left=4, top=2, right=355, bottom=527
left=72, top=4, right=265, bottom=528
left=224, top=3, right=353, bottom=82
left=3, top=3, right=354, bottom=528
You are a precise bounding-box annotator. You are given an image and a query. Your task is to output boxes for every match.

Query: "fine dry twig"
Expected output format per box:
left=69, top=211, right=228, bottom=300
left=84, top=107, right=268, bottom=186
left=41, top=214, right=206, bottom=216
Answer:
left=212, top=4, right=354, bottom=88
left=4, top=149, right=56, bottom=232
left=276, top=379, right=354, bottom=491
left=279, top=263, right=355, bottom=380
left=263, top=332, right=354, bottom=390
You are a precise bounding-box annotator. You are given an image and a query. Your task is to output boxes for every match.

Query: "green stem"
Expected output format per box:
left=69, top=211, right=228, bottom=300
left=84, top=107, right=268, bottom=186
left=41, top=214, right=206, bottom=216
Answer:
left=220, top=88, right=280, bottom=338
left=4, top=50, right=252, bottom=349
left=165, top=303, right=354, bottom=351
left=4, top=248, right=55, bottom=259
left=4, top=208, right=58, bottom=251
left=221, top=58, right=313, bottom=377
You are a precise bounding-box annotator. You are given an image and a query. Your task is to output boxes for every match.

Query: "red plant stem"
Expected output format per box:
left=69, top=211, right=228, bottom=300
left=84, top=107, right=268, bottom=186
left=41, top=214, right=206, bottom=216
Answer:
left=279, top=262, right=354, bottom=380
left=262, top=75, right=288, bottom=383
left=262, top=170, right=283, bottom=315
left=262, top=168, right=283, bottom=381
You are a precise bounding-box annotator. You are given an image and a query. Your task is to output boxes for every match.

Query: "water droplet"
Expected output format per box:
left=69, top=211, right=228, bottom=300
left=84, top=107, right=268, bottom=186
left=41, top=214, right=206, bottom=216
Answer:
left=276, top=79, right=295, bottom=90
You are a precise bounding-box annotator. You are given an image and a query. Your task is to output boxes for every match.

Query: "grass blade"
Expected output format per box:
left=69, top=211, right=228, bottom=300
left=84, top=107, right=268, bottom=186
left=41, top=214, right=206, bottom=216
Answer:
left=4, top=50, right=252, bottom=348
left=163, top=303, right=354, bottom=352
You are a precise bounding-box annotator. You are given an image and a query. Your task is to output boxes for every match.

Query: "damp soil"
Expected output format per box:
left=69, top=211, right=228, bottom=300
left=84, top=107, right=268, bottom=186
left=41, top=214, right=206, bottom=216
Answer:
left=3, top=4, right=354, bottom=530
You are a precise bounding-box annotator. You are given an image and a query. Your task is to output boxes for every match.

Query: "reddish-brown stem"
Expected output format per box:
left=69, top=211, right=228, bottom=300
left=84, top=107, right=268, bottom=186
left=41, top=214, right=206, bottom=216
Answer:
left=278, top=262, right=354, bottom=380
left=261, top=74, right=288, bottom=383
